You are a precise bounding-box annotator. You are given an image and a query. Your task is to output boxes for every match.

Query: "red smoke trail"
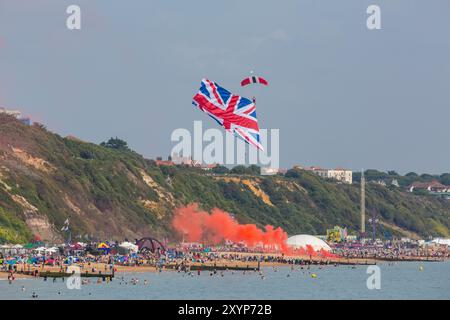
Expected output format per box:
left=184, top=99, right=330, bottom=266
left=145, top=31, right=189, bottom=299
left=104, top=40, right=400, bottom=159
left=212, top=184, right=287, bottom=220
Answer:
left=172, top=204, right=337, bottom=258
left=172, top=204, right=290, bottom=253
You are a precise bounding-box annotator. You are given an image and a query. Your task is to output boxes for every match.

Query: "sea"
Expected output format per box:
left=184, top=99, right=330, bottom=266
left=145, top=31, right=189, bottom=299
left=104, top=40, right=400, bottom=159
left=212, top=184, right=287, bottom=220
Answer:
left=0, top=261, right=448, bottom=300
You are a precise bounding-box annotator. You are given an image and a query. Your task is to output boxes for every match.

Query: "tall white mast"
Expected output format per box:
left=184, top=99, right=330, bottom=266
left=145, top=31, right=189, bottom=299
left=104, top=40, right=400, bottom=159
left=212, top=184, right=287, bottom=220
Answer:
left=360, top=170, right=366, bottom=236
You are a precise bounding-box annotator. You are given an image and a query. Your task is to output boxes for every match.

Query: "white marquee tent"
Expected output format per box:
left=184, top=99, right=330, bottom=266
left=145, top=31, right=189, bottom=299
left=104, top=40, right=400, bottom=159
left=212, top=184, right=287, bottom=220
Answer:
left=119, top=242, right=139, bottom=253
left=286, top=235, right=332, bottom=252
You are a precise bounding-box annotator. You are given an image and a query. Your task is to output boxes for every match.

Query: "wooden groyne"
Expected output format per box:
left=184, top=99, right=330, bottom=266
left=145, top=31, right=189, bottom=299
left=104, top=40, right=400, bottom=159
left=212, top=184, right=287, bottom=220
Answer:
left=6, top=269, right=114, bottom=279
left=372, top=256, right=446, bottom=263
left=165, top=263, right=260, bottom=272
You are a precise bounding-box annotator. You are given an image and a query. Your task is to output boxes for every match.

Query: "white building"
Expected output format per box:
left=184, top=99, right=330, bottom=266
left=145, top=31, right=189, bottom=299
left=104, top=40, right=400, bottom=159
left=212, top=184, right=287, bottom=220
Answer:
left=306, top=166, right=353, bottom=184
left=0, top=107, right=31, bottom=125
left=0, top=107, right=21, bottom=117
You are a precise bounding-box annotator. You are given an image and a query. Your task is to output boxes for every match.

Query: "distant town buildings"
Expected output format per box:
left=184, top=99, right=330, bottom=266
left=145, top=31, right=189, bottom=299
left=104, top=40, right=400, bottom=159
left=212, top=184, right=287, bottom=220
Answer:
left=295, top=165, right=353, bottom=184
left=407, top=180, right=450, bottom=193
left=171, top=152, right=197, bottom=166
left=155, top=158, right=175, bottom=167
left=261, top=167, right=288, bottom=175
left=155, top=153, right=218, bottom=171
left=0, top=107, right=31, bottom=125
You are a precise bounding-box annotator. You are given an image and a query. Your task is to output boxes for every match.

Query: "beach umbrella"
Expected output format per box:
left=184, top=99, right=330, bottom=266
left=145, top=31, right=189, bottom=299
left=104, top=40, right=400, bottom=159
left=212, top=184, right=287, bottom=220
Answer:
left=97, top=242, right=111, bottom=254
left=45, top=247, right=58, bottom=254
left=97, top=242, right=110, bottom=249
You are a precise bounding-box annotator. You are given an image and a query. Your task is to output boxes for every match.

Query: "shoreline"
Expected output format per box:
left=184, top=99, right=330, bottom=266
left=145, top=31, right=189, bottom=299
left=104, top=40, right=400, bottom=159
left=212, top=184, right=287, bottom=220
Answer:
left=2, top=256, right=447, bottom=280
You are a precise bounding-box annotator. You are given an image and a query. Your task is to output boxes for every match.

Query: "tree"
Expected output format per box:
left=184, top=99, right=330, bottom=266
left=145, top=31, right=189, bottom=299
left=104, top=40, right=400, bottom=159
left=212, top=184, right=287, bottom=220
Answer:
left=79, top=150, right=94, bottom=160
left=230, top=165, right=248, bottom=175
left=440, top=173, right=450, bottom=185
left=248, top=165, right=261, bottom=175
left=405, top=172, right=418, bottom=177
left=285, top=168, right=302, bottom=179
left=100, top=137, right=129, bottom=151
left=387, top=170, right=399, bottom=176
left=212, top=165, right=230, bottom=174
left=230, top=165, right=261, bottom=175
left=364, top=169, right=388, bottom=181
left=420, top=174, right=436, bottom=182
left=160, top=165, right=177, bottom=177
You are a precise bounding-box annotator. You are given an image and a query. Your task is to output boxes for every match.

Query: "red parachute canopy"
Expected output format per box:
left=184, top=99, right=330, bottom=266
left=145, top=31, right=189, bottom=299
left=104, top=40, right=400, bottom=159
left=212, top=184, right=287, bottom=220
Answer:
left=241, top=76, right=269, bottom=87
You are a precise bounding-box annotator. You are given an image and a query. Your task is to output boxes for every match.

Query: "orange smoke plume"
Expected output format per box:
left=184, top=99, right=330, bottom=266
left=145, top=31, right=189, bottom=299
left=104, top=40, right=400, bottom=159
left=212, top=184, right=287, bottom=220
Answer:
left=172, top=204, right=289, bottom=253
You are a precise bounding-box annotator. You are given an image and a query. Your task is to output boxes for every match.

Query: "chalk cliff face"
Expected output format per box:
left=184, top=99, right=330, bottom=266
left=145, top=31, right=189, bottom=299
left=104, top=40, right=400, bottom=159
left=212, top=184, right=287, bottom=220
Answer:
left=0, top=114, right=449, bottom=243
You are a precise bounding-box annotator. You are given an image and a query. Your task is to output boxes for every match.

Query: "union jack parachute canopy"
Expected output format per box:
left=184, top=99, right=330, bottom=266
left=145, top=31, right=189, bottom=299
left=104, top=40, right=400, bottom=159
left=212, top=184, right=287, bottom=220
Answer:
left=192, top=79, right=264, bottom=151
left=240, top=76, right=269, bottom=87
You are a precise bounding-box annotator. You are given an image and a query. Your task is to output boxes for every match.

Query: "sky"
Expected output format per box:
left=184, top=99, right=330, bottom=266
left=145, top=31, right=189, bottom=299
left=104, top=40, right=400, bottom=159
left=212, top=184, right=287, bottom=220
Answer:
left=0, top=0, right=449, bottom=174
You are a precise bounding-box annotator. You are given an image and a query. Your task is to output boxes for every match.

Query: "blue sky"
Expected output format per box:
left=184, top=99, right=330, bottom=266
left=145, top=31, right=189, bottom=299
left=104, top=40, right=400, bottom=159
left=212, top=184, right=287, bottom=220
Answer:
left=0, top=0, right=449, bottom=173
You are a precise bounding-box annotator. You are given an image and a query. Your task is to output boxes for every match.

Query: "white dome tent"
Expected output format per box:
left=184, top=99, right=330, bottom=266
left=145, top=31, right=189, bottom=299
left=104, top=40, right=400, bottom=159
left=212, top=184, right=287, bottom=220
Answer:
left=286, top=235, right=332, bottom=252
left=119, top=241, right=139, bottom=253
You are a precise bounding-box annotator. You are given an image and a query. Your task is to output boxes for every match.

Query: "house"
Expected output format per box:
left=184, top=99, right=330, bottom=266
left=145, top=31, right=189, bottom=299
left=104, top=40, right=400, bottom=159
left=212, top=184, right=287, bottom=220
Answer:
left=0, top=107, right=32, bottom=125
left=391, top=179, right=400, bottom=187
left=201, top=163, right=218, bottom=171
left=261, top=167, right=288, bottom=175
left=155, top=157, right=175, bottom=166
left=407, top=180, right=449, bottom=193
left=156, top=160, right=175, bottom=166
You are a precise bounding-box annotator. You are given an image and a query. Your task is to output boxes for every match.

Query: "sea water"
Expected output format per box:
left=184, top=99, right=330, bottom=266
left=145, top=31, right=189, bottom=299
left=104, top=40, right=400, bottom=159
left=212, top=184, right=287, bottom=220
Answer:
left=0, top=261, right=448, bottom=300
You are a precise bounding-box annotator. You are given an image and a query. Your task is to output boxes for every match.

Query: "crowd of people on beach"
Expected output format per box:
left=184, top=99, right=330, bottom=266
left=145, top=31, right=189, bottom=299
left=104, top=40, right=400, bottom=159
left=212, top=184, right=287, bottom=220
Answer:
left=332, top=242, right=449, bottom=260
left=1, top=240, right=448, bottom=284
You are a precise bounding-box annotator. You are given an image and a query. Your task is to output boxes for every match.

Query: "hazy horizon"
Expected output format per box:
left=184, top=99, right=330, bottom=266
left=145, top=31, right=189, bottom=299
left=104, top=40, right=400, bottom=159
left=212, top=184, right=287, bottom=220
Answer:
left=1, top=0, right=449, bottom=174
